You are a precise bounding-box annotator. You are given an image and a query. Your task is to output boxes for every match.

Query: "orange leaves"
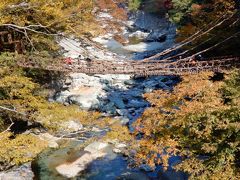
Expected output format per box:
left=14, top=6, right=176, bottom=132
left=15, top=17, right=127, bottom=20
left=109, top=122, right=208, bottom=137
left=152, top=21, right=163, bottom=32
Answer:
left=191, top=3, right=202, bottom=16
left=96, top=0, right=127, bottom=20
left=176, top=23, right=198, bottom=42
left=134, top=70, right=240, bottom=177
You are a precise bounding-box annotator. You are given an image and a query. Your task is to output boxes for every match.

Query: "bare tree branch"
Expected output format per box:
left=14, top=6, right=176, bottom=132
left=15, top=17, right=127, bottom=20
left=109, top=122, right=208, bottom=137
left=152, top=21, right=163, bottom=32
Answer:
left=0, top=117, right=14, bottom=135
left=0, top=24, right=58, bottom=36
left=0, top=105, right=27, bottom=116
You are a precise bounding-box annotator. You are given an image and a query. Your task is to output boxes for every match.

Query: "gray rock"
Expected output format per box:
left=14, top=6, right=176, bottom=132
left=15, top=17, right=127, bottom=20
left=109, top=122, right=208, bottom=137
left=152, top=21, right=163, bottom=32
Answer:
left=117, top=172, right=150, bottom=180
left=119, top=117, right=130, bottom=125
left=62, top=120, right=83, bottom=132
left=124, top=79, right=136, bottom=86
left=37, top=133, right=59, bottom=148
left=100, top=79, right=110, bottom=85
left=102, top=102, right=117, bottom=115
left=128, top=30, right=150, bottom=39
left=84, top=142, right=110, bottom=154
left=102, top=85, right=113, bottom=91
left=56, top=142, right=111, bottom=178
left=143, top=80, right=159, bottom=88
left=146, top=31, right=167, bottom=42
left=91, top=127, right=102, bottom=132
left=116, top=109, right=129, bottom=116
left=68, top=95, right=100, bottom=110
left=54, top=91, right=72, bottom=103
left=64, top=78, right=72, bottom=85
left=0, top=163, right=34, bottom=180
left=113, top=148, right=122, bottom=153
left=122, top=89, right=143, bottom=98
left=127, top=100, right=147, bottom=108
left=139, top=164, right=154, bottom=172
left=115, top=143, right=127, bottom=148
left=110, top=94, right=125, bottom=109
left=144, top=87, right=154, bottom=93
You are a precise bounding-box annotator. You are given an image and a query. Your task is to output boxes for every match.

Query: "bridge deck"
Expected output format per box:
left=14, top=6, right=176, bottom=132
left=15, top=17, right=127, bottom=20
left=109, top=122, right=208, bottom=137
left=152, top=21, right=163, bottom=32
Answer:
left=16, top=56, right=240, bottom=76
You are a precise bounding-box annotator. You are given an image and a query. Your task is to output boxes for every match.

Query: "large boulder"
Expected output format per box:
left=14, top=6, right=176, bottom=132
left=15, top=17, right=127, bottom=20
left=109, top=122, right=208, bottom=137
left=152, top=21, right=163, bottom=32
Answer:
left=56, top=142, right=111, bottom=178
left=0, top=163, right=34, bottom=180
left=37, top=133, right=59, bottom=148
left=84, top=142, right=109, bottom=153
left=65, top=86, right=103, bottom=110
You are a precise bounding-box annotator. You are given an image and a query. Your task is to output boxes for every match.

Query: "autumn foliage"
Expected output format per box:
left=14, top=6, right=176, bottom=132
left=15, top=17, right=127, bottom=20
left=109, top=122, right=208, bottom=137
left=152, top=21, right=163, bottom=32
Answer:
left=134, top=70, right=240, bottom=179
left=96, top=0, right=127, bottom=20
left=170, top=0, right=240, bottom=56
left=0, top=0, right=97, bottom=52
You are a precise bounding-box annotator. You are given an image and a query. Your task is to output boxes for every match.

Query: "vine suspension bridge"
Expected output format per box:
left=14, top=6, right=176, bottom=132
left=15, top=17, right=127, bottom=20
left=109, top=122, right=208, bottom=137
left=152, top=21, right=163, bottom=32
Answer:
left=1, top=21, right=240, bottom=76
left=17, top=56, right=240, bottom=76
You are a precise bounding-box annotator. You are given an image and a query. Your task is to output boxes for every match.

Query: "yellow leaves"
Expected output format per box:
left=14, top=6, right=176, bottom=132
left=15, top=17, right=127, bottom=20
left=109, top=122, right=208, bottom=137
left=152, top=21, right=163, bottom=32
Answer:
left=0, top=74, right=43, bottom=118
left=36, top=103, right=107, bottom=132
left=201, top=143, right=218, bottom=153
left=175, top=158, right=206, bottom=177
left=0, top=132, right=47, bottom=167
left=104, top=123, right=133, bottom=142
left=176, top=72, right=217, bottom=97
left=0, top=69, right=115, bottom=133
left=0, top=75, right=38, bottom=99
left=0, top=0, right=98, bottom=52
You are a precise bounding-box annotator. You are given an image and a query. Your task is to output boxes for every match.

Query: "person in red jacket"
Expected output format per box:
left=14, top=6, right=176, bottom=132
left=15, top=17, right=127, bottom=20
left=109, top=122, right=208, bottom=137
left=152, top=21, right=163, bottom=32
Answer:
left=64, top=57, right=73, bottom=65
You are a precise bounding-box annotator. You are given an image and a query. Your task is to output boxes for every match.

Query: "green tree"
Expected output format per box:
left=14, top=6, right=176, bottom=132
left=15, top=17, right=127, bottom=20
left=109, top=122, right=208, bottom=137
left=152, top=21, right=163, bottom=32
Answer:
left=169, top=0, right=193, bottom=23
left=128, top=0, right=142, bottom=10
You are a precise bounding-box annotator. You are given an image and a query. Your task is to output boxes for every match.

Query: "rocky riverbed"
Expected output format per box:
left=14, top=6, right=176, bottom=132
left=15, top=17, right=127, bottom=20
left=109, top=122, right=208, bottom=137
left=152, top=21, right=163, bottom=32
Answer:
left=0, top=5, right=185, bottom=180
left=41, top=8, right=180, bottom=179
left=53, top=73, right=177, bottom=126
left=53, top=8, right=177, bottom=126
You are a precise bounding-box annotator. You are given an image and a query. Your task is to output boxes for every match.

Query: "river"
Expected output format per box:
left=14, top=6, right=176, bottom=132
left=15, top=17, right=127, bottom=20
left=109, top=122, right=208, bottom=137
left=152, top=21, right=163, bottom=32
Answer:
left=32, top=3, right=188, bottom=180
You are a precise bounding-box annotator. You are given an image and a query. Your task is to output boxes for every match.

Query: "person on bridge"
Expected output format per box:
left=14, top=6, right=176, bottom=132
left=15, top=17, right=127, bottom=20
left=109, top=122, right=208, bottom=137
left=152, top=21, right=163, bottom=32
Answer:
left=64, top=57, right=73, bottom=65
left=190, top=55, right=201, bottom=65
left=85, top=57, right=92, bottom=62
left=196, top=54, right=203, bottom=61
left=77, top=54, right=83, bottom=65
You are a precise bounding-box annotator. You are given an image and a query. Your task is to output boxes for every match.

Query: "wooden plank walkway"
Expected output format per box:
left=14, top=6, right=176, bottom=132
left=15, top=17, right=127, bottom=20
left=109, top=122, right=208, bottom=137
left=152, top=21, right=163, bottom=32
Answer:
left=17, top=56, right=240, bottom=76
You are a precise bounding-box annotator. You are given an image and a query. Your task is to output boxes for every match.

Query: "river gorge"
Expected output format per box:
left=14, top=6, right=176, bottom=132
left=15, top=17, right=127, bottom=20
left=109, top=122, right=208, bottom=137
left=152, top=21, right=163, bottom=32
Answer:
left=2, top=1, right=184, bottom=180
